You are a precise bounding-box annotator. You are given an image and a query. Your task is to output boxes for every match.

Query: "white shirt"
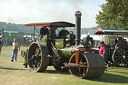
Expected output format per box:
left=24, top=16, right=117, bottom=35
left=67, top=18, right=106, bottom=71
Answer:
left=12, top=42, right=20, bottom=49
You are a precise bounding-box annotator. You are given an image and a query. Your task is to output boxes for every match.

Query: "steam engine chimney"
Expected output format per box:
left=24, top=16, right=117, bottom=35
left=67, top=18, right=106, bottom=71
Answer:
left=75, top=11, right=82, bottom=45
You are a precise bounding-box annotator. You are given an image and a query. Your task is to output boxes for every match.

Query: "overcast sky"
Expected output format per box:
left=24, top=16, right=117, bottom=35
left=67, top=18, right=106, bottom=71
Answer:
left=0, top=0, right=106, bottom=28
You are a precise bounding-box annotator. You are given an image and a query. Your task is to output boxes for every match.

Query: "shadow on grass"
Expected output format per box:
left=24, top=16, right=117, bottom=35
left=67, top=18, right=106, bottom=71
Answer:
left=0, top=66, right=26, bottom=70
left=108, top=71, right=128, bottom=75
left=40, top=70, right=70, bottom=75
left=92, top=72, right=128, bottom=83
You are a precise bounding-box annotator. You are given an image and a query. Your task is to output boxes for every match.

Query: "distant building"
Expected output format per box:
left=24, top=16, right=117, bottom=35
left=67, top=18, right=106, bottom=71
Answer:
left=0, top=30, right=24, bottom=45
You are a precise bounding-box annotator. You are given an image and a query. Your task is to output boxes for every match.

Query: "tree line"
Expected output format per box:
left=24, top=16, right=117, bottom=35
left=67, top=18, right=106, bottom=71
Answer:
left=0, top=21, right=98, bottom=35
left=0, top=22, right=34, bottom=33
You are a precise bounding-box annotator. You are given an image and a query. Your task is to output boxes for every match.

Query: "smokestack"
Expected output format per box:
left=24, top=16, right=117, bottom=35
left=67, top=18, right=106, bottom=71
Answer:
left=75, top=11, right=82, bottom=45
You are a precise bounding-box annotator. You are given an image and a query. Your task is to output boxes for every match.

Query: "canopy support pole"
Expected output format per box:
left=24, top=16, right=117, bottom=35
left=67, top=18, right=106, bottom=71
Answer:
left=34, top=26, right=35, bottom=41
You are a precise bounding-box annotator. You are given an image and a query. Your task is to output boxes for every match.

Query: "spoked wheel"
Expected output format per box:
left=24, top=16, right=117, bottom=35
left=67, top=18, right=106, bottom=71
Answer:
left=54, top=65, right=69, bottom=72
left=69, top=53, right=105, bottom=79
left=28, top=42, right=49, bottom=72
left=112, top=47, right=128, bottom=67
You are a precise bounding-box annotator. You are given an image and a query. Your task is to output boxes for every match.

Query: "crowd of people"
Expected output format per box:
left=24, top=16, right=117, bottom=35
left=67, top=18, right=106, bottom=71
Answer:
left=0, top=36, right=20, bottom=62
left=0, top=26, right=55, bottom=62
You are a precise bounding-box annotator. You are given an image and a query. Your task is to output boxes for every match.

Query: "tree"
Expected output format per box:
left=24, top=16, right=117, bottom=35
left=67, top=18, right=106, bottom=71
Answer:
left=96, top=0, right=128, bottom=30
left=0, top=22, right=34, bottom=33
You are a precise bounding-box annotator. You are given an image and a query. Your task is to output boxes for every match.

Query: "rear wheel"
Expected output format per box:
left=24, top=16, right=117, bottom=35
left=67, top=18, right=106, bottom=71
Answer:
left=112, top=47, right=128, bottom=67
left=28, top=42, right=49, bottom=72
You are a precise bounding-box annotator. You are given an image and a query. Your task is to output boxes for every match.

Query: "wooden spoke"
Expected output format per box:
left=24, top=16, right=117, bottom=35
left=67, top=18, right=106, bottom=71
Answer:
left=125, top=50, right=128, bottom=55
left=116, top=58, right=122, bottom=62
left=124, top=59, right=128, bottom=64
left=116, top=50, right=122, bottom=56
left=117, top=59, right=122, bottom=65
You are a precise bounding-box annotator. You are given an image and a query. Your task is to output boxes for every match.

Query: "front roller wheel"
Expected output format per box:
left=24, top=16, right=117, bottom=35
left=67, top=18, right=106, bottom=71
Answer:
left=112, top=47, right=128, bottom=67
left=28, top=42, right=49, bottom=72
left=69, top=53, right=105, bottom=79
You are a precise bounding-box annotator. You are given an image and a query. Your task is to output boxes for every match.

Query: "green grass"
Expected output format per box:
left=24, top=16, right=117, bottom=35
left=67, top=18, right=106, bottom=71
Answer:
left=0, top=46, right=128, bottom=85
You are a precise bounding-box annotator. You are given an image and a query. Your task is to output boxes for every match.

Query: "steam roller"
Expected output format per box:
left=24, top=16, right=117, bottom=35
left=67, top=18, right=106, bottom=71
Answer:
left=24, top=11, right=106, bottom=79
left=27, top=42, right=105, bottom=79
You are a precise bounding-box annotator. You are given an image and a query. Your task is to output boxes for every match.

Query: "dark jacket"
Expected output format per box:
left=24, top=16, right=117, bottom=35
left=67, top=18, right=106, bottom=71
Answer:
left=40, top=27, right=49, bottom=38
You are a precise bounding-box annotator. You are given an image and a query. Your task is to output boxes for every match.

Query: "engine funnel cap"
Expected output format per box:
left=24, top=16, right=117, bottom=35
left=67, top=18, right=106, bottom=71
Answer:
left=75, top=11, right=82, bottom=17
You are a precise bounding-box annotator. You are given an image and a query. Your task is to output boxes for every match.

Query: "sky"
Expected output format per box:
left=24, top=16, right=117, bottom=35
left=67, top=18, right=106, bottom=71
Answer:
left=0, top=0, right=106, bottom=28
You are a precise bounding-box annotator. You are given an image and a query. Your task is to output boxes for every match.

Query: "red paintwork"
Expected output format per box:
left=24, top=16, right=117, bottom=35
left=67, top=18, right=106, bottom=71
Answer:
left=75, top=49, right=79, bottom=64
left=25, top=21, right=75, bottom=27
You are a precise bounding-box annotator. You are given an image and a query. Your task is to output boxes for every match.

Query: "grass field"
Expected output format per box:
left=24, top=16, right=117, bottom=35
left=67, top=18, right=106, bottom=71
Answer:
left=0, top=46, right=128, bottom=85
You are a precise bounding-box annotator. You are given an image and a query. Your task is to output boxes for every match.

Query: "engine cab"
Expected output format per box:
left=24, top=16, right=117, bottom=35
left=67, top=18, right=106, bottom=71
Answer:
left=55, top=29, right=76, bottom=48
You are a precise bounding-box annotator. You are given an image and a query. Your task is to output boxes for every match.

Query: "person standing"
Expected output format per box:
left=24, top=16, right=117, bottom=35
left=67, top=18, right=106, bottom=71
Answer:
left=48, top=27, right=56, bottom=40
left=47, top=27, right=56, bottom=56
left=6, top=37, right=8, bottom=47
left=11, top=39, right=20, bottom=62
left=99, top=41, right=108, bottom=68
left=99, top=41, right=106, bottom=56
left=1, top=37, right=4, bottom=46
left=0, top=39, right=2, bottom=54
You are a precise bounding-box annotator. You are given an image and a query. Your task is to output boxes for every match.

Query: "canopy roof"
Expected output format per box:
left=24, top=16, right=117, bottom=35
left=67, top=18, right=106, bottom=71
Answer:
left=95, top=30, right=128, bottom=35
left=25, top=21, right=75, bottom=27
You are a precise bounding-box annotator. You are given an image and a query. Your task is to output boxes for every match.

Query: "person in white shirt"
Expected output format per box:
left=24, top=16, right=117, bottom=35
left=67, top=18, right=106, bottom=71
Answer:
left=11, top=39, right=20, bottom=62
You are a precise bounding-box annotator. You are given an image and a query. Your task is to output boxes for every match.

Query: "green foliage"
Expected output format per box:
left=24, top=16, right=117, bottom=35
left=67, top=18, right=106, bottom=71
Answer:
left=96, top=0, right=128, bottom=30
left=0, top=22, right=35, bottom=33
